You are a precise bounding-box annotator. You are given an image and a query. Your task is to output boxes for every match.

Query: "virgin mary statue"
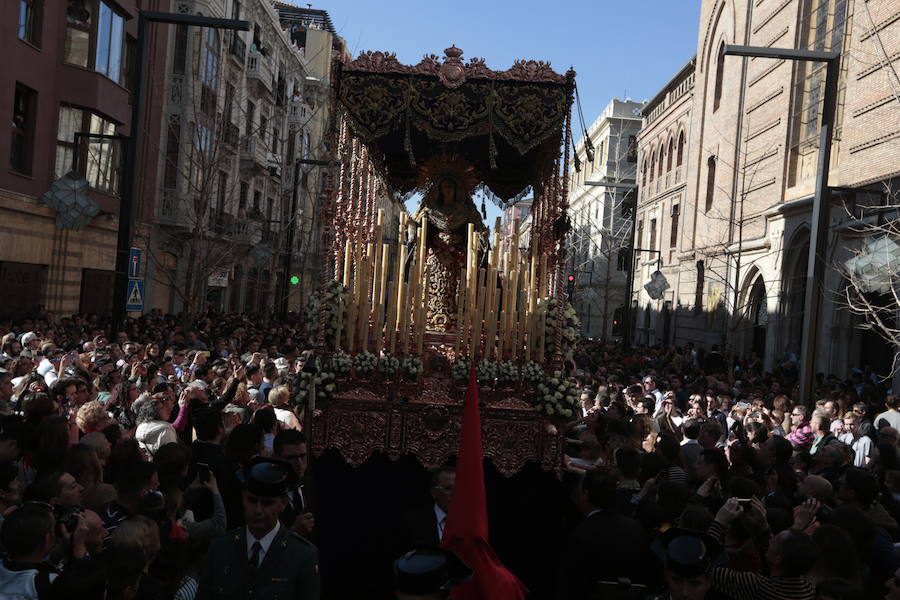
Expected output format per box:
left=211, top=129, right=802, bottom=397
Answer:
left=413, top=155, right=486, bottom=333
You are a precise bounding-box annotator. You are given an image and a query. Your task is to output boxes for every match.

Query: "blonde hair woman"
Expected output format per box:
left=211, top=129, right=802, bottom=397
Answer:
left=268, top=385, right=301, bottom=431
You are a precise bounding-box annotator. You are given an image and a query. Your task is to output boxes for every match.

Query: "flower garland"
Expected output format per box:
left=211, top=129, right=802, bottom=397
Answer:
left=534, top=369, right=578, bottom=419
left=537, top=298, right=581, bottom=362
left=305, top=279, right=352, bottom=346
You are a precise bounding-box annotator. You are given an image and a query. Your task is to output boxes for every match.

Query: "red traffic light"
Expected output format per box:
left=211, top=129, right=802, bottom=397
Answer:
left=567, top=275, right=575, bottom=282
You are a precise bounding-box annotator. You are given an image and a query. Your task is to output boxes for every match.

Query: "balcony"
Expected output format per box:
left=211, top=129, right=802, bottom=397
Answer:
left=229, top=34, right=246, bottom=67
left=288, top=102, right=308, bottom=129
left=247, top=52, right=274, bottom=95
left=267, top=153, right=282, bottom=178
left=240, top=137, right=267, bottom=174
left=223, top=122, right=240, bottom=149
left=157, top=188, right=191, bottom=228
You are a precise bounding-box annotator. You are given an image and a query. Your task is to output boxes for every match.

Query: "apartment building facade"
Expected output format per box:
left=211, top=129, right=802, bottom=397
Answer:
left=568, top=98, right=644, bottom=339
left=139, top=0, right=341, bottom=316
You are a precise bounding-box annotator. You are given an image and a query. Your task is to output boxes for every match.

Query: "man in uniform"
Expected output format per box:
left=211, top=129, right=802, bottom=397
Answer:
left=196, top=456, right=320, bottom=600
left=393, top=546, right=472, bottom=600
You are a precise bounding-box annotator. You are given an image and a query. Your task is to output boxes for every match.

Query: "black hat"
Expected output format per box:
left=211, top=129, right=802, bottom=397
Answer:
left=652, top=528, right=724, bottom=578
left=394, top=547, right=473, bottom=595
left=237, top=456, right=297, bottom=498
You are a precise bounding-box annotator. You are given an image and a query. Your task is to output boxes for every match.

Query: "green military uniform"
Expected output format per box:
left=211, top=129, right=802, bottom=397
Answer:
left=197, top=525, right=319, bottom=600
left=196, top=456, right=320, bottom=600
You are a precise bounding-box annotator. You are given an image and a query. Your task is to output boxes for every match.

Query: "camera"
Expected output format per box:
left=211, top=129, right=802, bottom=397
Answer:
left=55, top=504, right=83, bottom=534
left=197, top=463, right=211, bottom=483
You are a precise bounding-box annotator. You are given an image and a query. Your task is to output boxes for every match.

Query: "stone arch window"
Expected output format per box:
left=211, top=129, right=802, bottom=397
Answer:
left=641, top=159, right=648, bottom=188
left=713, top=41, right=725, bottom=112
left=705, top=156, right=716, bottom=212
left=649, top=150, right=656, bottom=182
left=676, top=131, right=685, bottom=167
left=657, top=145, right=665, bottom=179
left=666, top=138, right=674, bottom=172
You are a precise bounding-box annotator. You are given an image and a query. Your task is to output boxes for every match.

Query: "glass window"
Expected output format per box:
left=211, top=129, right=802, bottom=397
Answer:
left=11, top=84, right=37, bottom=175
left=173, top=24, right=188, bottom=75
left=95, top=1, right=125, bottom=82
left=95, top=2, right=111, bottom=76
left=18, top=0, right=41, bottom=45
left=163, top=119, right=181, bottom=190
left=55, top=105, right=121, bottom=195
left=65, top=0, right=93, bottom=67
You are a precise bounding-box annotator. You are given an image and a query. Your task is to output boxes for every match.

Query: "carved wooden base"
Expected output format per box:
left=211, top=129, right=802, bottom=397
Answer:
left=309, top=378, right=563, bottom=477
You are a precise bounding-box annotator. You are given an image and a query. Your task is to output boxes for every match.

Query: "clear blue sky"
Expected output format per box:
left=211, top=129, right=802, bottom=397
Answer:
left=312, top=0, right=700, bottom=222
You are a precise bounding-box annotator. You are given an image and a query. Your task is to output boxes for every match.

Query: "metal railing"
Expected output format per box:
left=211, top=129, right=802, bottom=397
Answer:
left=229, top=34, right=246, bottom=65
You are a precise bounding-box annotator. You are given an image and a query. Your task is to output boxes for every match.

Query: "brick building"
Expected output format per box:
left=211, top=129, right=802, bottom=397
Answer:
left=0, top=0, right=168, bottom=319
left=634, top=0, right=899, bottom=385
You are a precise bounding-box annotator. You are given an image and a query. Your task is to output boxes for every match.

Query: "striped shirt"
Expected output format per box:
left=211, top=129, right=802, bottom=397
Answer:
left=707, top=522, right=815, bottom=600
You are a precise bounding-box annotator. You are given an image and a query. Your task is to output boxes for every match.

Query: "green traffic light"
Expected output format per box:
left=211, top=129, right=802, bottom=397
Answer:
left=290, top=276, right=300, bottom=285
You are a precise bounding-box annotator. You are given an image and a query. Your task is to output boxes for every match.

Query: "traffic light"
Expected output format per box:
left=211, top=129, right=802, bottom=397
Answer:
left=290, top=275, right=300, bottom=286
left=567, top=274, right=575, bottom=298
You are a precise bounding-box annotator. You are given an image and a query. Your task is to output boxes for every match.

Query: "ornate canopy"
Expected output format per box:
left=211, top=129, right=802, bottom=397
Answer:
left=336, top=46, right=574, bottom=206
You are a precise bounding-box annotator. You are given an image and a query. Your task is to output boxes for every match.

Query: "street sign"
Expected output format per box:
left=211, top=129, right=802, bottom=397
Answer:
left=129, top=248, right=142, bottom=279
left=207, top=268, right=230, bottom=288
left=126, top=280, right=144, bottom=311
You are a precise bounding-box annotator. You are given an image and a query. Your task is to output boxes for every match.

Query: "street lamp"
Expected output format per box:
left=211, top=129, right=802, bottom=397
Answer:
left=723, top=45, right=840, bottom=405
left=111, top=11, right=249, bottom=336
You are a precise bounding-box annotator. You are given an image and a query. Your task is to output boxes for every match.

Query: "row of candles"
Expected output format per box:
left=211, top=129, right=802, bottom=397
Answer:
left=332, top=211, right=553, bottom=362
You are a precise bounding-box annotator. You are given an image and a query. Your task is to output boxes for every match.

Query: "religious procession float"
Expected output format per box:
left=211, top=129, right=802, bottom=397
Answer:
left=303, top=46, right=579, bottom=477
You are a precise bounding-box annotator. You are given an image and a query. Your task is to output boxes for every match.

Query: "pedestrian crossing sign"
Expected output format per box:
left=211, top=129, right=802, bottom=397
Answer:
left=126, top=280, right=144, bottom=311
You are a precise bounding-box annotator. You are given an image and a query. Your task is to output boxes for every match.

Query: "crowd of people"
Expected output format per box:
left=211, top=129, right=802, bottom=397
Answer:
left=556, top=340, right=898, bottom=600
left=0, top=308, right=896, bottom=600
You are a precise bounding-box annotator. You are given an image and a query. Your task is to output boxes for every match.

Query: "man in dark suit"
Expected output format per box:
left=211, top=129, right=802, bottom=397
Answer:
left=555, top=470, right=656, bottom=599
left=190, top=408, right=243, bottom=528
left=399, top=466, right=455, bottom=551
left=196, top=456, right=320, bottom=600
left=273, top=429, right=315, bottom=537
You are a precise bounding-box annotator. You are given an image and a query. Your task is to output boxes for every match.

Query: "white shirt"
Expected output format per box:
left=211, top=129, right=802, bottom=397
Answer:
left=273, top=407, right=301, bottom=431
left=434, top=502, right=447, bottom=542
left=875, top=410, right=900, bottom=431
left=246, top=521, right=281, bottom=566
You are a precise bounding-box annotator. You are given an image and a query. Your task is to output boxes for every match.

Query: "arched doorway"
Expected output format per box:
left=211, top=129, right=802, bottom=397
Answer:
left=782, top=228, right=809, bottom=356
left=747, top=276, right=768, bottom=359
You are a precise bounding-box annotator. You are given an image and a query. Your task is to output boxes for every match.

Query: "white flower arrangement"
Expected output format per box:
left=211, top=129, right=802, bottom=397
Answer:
left=353, top=351, right=378, bottom=375
left=294, top=368, right=337, bottom=406
left=377, top=355, right=401, bottom=377
left=400, top=355, right=423, bottom=379
left=533, top=369, right=578, bottom=419
left=305, top=279, right=352, bottom=346
left=496, top=360, right=519, bottom=385
left=537, top=298, right=581, bottom=363
left=330, top=351, right=353, bottom=377
left=521, top=360, right=544, bottom=385
left=476, top=359, right=498, bottom=384
left=452, top=355, right=471, bottom=381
